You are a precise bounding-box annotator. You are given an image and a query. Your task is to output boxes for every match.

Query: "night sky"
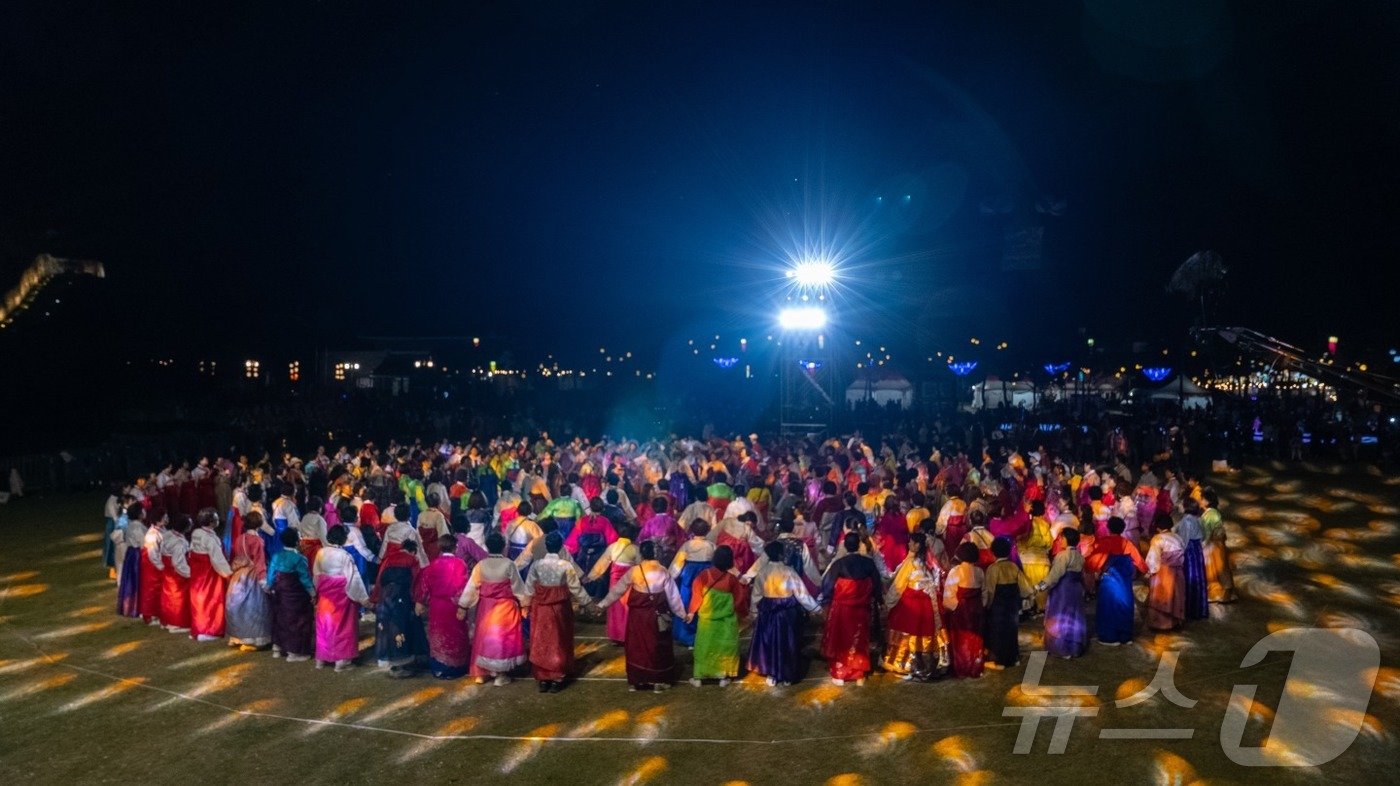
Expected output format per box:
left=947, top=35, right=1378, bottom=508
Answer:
left=3, top=1, right=1398, bottom=363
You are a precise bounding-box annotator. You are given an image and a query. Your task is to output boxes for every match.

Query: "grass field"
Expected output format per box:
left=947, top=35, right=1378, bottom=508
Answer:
left=1, top=462, right=1398, bottom=784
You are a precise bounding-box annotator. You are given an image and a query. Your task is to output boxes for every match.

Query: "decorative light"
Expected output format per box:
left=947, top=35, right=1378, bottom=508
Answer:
left=1043, top=362, right=1071, bottom=375
left=712, top=357, right=739, bottom=369
left=948, top=361, right=978, bottom=376
left=797, top=359, right=824, bottom=372
left=1143, top=366, right=1172, bottom=382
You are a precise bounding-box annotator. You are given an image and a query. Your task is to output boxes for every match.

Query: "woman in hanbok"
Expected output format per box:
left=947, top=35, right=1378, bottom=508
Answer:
left=267, top=524, right=315, bottom=660
left=598, top=540, right=689, bottom=692
left=380, top=504, right=428, bottom=569
left=1177, top=500, right=1210, bottom=620
left=584, top=525, right=640, bottom=644
left=417, top=492, right=450, bottom=562
left=503, top=503, right=543, bottom=565
left=312, top=526, right=371, bottom=671
left=1018, top=501, right=1053, bottom=612
left=748, top=540, right=820, bottom=686
left=462, top=490, right=492, bottom=547
left=564, top=497, right=618, bottom=599
left=1086, top=517, right=1147, bottom=645
left=936, top=492, right=969, bottom=557
left=296, top=496, right=329, bottom=566
left=415, top=533, right=473, bottom=679
left=638, top=496, right=685, bottom=570
left=881, top=532, right=948, bottom=681
left=188, top=509, right=233, bottom=641
left=872, top=498, right=910, bottom=573
left=139, top=509, right=166, bottom=625
left=158, top=515, right=194, bottom=633
left=1039, top=528, right=1087, bottom=658
left=373, top=538, right=425, bottom=676
left=961, top=510, right=997, bottom=569
left=1145, top=516, right=1187, bottom=631
left=982, top=537, right=1034, bottom=670
left=1200, top=489, right=1236, bottom=603
left=225, top=529, right=271, bottom=651
left=456, top=533, right=528, bottom=686
left=943, top=542, right=985, bottom=678
left=115, top=503, right=147, bottom=618
left=819, top=532, right=881, bottom=686
left=688, top=545, right=747, bottom=687
left=669, top=521, right=715, bottom=648
left=522, top=532, right=593, bottom=692
left=710, top=511, right=764, bottom=575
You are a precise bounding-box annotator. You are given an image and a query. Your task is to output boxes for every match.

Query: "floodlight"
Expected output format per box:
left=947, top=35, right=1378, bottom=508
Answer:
left=778, top=306, right=828, bottom=330
left=788, top=259, right=836, bottom=288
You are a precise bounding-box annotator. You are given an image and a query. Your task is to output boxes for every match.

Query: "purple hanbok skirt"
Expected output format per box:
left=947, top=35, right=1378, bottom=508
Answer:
left=117, top=547, right=142, bottom=618
left=1183, top=539, right=1208, bottom=620
left=748, top=596, right=804, bottom=684
left=1044, top=571, right=1087, bottom=658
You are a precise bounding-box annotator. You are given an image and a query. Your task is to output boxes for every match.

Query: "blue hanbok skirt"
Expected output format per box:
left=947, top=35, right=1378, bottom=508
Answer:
left=1184, top=539, right=1208, bottom=620
left=748, top=596, right=804, bottom=684
left=1096, top=555, right=1136, bottom=644
left=673, top=560, right=711, bottom=647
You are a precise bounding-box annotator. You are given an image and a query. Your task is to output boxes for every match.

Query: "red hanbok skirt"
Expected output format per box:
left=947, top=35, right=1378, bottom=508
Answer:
left=820, top=577, right=874, bottom=680
left=529, top=584, right=575, bottom=681
left=298, top=538, right=322, bottom=567
left=623, top=590, right=675, bottom=686
left=717, top=531, right=755, bottom=575
left=946, top=587, right=983, bottom=678
left=187, top=552, right=226, bottom=638
left=418, top=526, right=442, bottom=561
left=139, top=553, right=163, bottom=622
left=159, top=555, right=191, bottom=629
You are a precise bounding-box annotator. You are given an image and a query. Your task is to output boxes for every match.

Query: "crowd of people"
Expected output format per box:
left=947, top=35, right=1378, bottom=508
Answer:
left=99, top=430, right=1237, bottom=693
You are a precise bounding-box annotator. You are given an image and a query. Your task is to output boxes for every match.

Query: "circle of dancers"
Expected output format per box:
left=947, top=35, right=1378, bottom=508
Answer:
left=102, top=434, right=1236, bottom=692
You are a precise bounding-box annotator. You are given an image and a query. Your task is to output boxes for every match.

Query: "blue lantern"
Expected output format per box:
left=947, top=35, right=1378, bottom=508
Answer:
left=1142, top=366, right=1172, bottom=382
left=948, top=361, right=978, bottom=376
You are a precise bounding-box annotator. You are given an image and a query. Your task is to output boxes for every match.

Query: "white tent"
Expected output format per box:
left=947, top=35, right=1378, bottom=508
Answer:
left=846, top=372, right=914, bottom=409
left=967, top=378, right=1037, bottom=411
left=1150, top=377, right=1212, bottom=409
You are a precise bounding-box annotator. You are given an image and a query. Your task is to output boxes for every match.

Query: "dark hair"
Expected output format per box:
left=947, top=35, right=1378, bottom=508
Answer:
left=1029, top=500, right=1046, bottom=517
left=1153, top=513, right=1174, bottom=532
left=279, top=528, right=300, bottom=548
left=425, top=491, right=441, bottom=508
left=339, top=504, right=359, bottom=524
left=968, top=509, right=988, bottom=529
left=763, top=540, right=785, bottom=562
left=589, top=497, right=604, bottom=513
left=485, top=532, right=506, bottom=555
left=843, top=531, right=861, bottom=553
left=246, top=485, right=264, bottom=504
left=326, top=525, right=347, bottom=546
left=911, top=492, right=926, bottom=507
left=1107, top=516, right=1126, bottom=535
left=1087, top=485, right=1103, bottom=501
left=638, top=540, right=657, bottom=561
left=439, top=533, right=458, bottom=554
left=991, top=536, right=1011, bottom=559
left=196, top=507, right=219, bottom=529
left=777, top=517, right=794, bottom=535
left=1062, top=527, right=1081, bottom=548
left=823, top=480, right=838, bottom=496
left=908, top=530, right=926, bottom=556
left=1202, top=488, right=1218, bottom=508
left=955, top=542, right=979, bottom=565
left=1183, top=498, right=1203, bottom=516
left=650, top=497, right=668, bottom=513
left=394, top=503, right=409, bottom=521
left=605, top=489, right=620, bottom=505
left=126, top=502, right=145, bottom=521
left=712, top=545, right=734, bottom=572
left=468, top=491, right=487, bottom=510
left=737, top=511, right=757, bottom=525
left=545, top=531, right=565, bottom=554
left=401, top=538, right=418, bottom=554
left=688, top=519, right=711, bottom=537
left=516, top=501, right=532, bottom=518
left=307, top=496, right=323, bottom=512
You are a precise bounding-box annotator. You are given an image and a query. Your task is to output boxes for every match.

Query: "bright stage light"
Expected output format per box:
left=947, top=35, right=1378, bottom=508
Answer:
left=787, top=258, right=836, bottom=288
left=778, top=306, right=828, bottom=330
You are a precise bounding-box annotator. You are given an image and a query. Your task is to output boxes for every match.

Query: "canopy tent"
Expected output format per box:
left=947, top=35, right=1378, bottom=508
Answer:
left=846, top=371, right=914, bottom=409
left=1149, top=376, right=1212, bottom=409
left=967, top=378, right=1037, bottom=411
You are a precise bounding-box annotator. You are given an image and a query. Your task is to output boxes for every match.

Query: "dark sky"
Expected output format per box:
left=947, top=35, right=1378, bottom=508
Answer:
left=3, top=1, right=1398, bottom=363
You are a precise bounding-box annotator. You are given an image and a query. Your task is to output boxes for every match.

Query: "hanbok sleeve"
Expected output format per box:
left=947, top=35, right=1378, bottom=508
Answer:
left=663, top=573, right=687, bottom=618
left=508, top=563, right=529, bottom=605
left=208, top=535, right=233, bottom=578
left=801, top=545, right=822, bottom=587
left=458, top=565, right=483, bottom=610
left=172, top=541, right=191, bottom=578
left=564, top=563, right=591, bottom=607
left=597, top=566, right=633, bottom=609
left=1127, top=541, right=1148, bottom=574
left=295, top=556, right=315, bottom=595
left=791, top=572, right=821, bottom=613
left=1145, top=536, right=1162, bottom=575
left=584, top=544, right=614, bottom=583
left=521, top=563, right=540, bottom=607
left=345, top=556, right=370, bottom=605
left=942, top=566, right=961, bottom=611
left=669, top=547, right=686, bottom=578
